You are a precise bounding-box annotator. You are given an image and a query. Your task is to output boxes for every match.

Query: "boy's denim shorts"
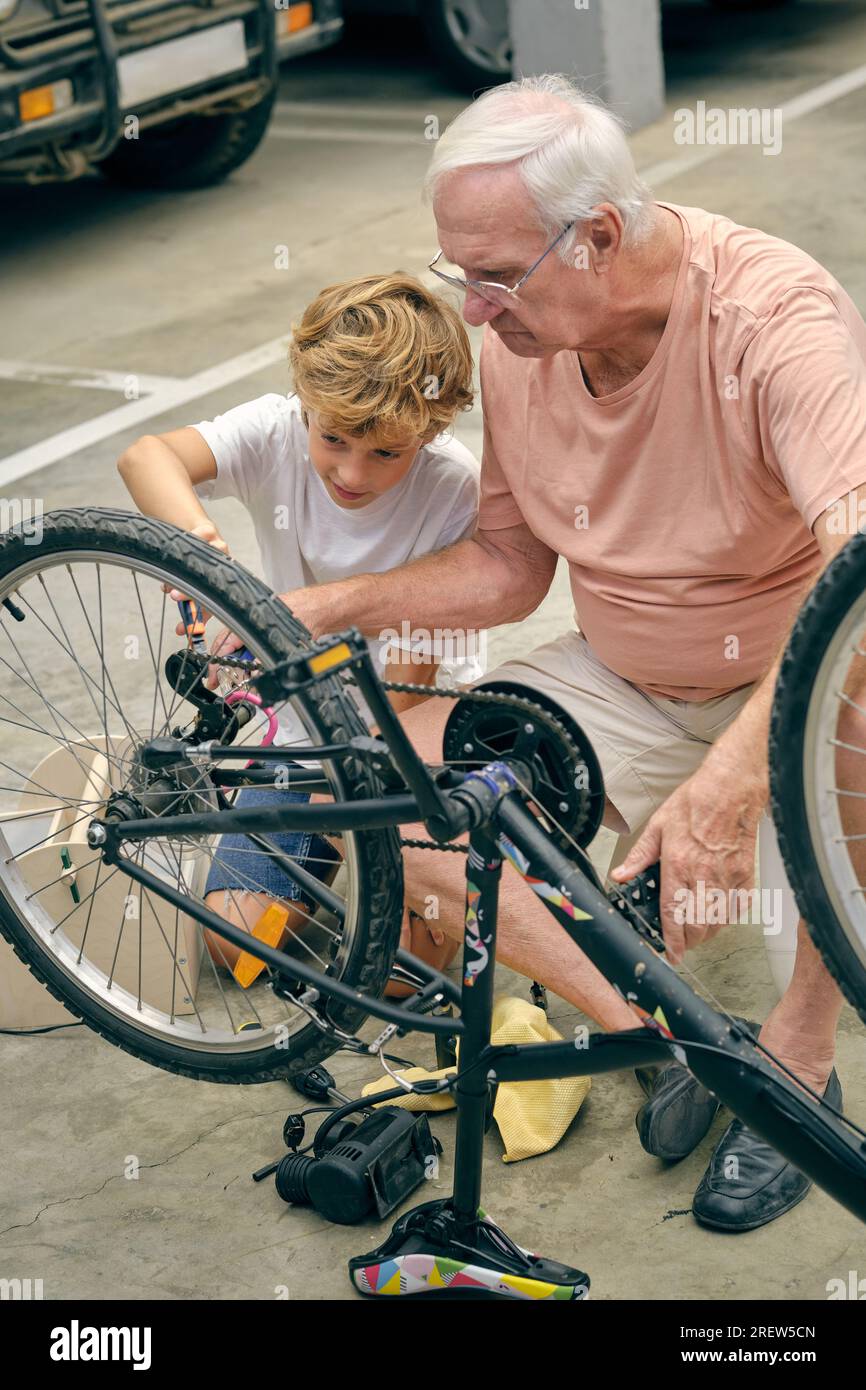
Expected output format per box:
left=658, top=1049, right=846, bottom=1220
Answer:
left=204, top=783, right=341, bottom=903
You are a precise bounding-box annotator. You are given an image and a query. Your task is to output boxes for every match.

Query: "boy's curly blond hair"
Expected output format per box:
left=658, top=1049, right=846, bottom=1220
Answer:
left=288, top=272, right=474, bottom=446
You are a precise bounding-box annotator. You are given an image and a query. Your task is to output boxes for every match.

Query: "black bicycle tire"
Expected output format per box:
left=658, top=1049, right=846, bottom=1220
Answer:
left=0, top=508, right=403, bottom=1082
left=770, top=530, right=866, bottom=1025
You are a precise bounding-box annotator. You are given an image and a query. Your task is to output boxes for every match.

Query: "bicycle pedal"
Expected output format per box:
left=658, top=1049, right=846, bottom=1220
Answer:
left=608, top=863, right=665, bottom=953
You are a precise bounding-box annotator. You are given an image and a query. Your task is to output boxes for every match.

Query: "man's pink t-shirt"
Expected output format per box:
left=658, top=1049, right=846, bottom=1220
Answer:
left=478, top=201, right=866, bottom=700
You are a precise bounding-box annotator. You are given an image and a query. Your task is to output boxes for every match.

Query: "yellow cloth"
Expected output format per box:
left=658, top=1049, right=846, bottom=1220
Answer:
left=360, top=996, right=591, bottom=1163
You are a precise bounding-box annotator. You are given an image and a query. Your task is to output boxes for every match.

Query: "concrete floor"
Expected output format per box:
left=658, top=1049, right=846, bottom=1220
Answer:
left=2, top=0, right=866, bottom=1300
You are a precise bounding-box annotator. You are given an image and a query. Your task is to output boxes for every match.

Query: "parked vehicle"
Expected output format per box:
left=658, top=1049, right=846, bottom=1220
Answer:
left=0, top=0, right=343, bottom=188
left=345, top=0, right=794, bottom=94
left=345, top=0, right=509, bottom=90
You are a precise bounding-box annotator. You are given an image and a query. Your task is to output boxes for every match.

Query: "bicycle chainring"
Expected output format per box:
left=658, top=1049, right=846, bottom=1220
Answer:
left=441, top=681, right=605, bottom=850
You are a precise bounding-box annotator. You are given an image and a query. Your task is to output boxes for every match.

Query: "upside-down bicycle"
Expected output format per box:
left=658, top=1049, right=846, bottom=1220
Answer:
left=1, top=509, right=865, bottom=1298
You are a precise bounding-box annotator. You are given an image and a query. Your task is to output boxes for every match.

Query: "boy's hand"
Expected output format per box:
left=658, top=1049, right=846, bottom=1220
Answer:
left=189, top=522, right=231, bottom=557
left=169, top=524, right=231, bottom=628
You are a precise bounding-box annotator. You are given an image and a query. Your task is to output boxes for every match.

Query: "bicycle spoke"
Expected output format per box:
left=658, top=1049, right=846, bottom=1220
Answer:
left=0, top=622, right=117, bottom=781
left=131, top=572, right=171, bottom=735
left=0, top=539, right=375, bottom=1077
left=4, top=805, right=105, bottom=861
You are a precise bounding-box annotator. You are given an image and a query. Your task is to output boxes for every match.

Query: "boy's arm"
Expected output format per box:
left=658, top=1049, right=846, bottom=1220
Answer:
left=117, top=428, right=228, bottom=552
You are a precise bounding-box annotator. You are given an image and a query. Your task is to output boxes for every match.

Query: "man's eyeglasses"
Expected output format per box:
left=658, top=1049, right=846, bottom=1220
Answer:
left=428, top=222, right=575, bottom=308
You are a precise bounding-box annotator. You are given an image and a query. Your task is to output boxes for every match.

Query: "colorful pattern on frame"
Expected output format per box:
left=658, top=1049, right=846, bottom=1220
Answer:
left=497, top=836, right=592, bottom=924
left=463, top=880, right=491, bottom=987
left=351, top=1253, right=582, bottom=1299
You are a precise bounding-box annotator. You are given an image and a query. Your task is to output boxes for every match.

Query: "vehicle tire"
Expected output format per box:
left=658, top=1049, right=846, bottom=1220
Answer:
left=420, top=0, right=511, bottom=93
left=770, top=530, right=866, bottom=1026
left=0, top=509, right=403, bottom=1082
left=98, top=88, right=275, bottom=191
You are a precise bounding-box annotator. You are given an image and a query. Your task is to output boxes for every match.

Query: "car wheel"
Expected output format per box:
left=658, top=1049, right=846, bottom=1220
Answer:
left=99, top=88, right=275, bottom=192
left=421, top=0, right=511, bottom=92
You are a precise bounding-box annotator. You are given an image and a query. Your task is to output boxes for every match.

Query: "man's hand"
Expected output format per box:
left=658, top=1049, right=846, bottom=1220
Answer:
left=610, top=739, right=767, bottom=962
left=205, top=625, right=246, bottom=688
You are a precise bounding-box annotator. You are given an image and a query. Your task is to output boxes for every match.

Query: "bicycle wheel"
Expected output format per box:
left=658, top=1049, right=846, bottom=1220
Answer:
left=770, top=530, right=866, bottom=1024
left=0, top=509, right=402, bottom=1082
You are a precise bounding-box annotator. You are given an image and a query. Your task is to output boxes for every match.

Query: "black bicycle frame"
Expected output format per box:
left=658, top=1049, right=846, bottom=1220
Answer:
left=89, top=631, right=866, bottom=1229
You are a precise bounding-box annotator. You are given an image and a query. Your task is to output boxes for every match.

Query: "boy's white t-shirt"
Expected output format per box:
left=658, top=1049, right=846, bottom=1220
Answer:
left=193, top=393, right=483, bottom=743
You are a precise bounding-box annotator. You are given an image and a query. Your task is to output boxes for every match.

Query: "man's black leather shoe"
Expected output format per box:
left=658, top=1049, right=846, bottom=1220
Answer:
left=692, top=1068, right=842, bottom=1231
left=634, top=1018, right=758, bottom=1162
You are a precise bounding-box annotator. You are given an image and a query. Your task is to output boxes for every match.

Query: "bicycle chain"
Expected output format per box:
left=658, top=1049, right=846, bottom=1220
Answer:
left=205, top=653, right=669, bottom=954
left=207, top=655, right=591, bottom=854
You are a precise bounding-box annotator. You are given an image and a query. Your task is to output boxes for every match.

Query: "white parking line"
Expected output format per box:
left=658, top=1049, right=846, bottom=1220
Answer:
left=0, top=360, right=181, bottom=394
left=639, top=61, right=866, bottom=186
left=4, top=60, right=866, bottom=490
left=268, top=125, right=428, bottom=145
left=274, top=100, right=442, bottom=121
left=0, top=336, right=290, bottom=491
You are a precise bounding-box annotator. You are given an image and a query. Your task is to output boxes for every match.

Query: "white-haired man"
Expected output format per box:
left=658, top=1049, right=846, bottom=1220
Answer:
left=275, top=75, right=866, bottom=1231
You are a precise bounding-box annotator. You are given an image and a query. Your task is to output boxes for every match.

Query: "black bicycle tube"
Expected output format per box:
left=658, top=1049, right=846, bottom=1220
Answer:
left=210, top=769, right=334, bottom=792
left=95, top=793, right=433, bottom=846
left=107, top=849, right=463, bottom=1026
left=348, top=649, right=468, bottom=841
left=489, top=1030, right=671, bottom=1080
left=200, top=743, right=353, bottom=763
left=451, top=829, right=502, bottom=1226
left=496, top=794, right=866, bottom=1223
left=239, top=830, right=345, bottom=922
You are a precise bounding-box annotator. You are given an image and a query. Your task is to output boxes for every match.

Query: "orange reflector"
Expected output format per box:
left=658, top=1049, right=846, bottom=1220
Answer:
left=19, top=79, right=73, bottom=123
left=232, top=903, right=290, bottom=989
left=278, top=2, right=313, bottom=34
left=308, top=641, right=352, bottom=675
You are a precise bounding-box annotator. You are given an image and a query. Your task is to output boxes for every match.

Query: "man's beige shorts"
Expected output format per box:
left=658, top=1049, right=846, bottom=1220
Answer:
left=476, top=631, right=755, bottom=836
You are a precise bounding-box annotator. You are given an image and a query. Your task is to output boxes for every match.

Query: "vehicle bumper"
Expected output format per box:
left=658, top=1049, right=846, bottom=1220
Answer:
left=0, top=0, right=277, bottom=174
left=276, top=13, right=342, bottom=61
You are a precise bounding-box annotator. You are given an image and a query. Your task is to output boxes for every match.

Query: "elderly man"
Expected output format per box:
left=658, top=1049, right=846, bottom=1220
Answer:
left=281, top=75, right=866, bottom=1231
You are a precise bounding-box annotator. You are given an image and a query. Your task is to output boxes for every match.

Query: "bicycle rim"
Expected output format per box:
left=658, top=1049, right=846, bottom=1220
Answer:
left=0, top=522, right=395, bottom=1076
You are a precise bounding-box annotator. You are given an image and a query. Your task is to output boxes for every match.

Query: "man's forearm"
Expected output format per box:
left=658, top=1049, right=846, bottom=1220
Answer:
left=283, top=530, right=553, bottom=640
left=708, top=662, right=776, bottom=808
